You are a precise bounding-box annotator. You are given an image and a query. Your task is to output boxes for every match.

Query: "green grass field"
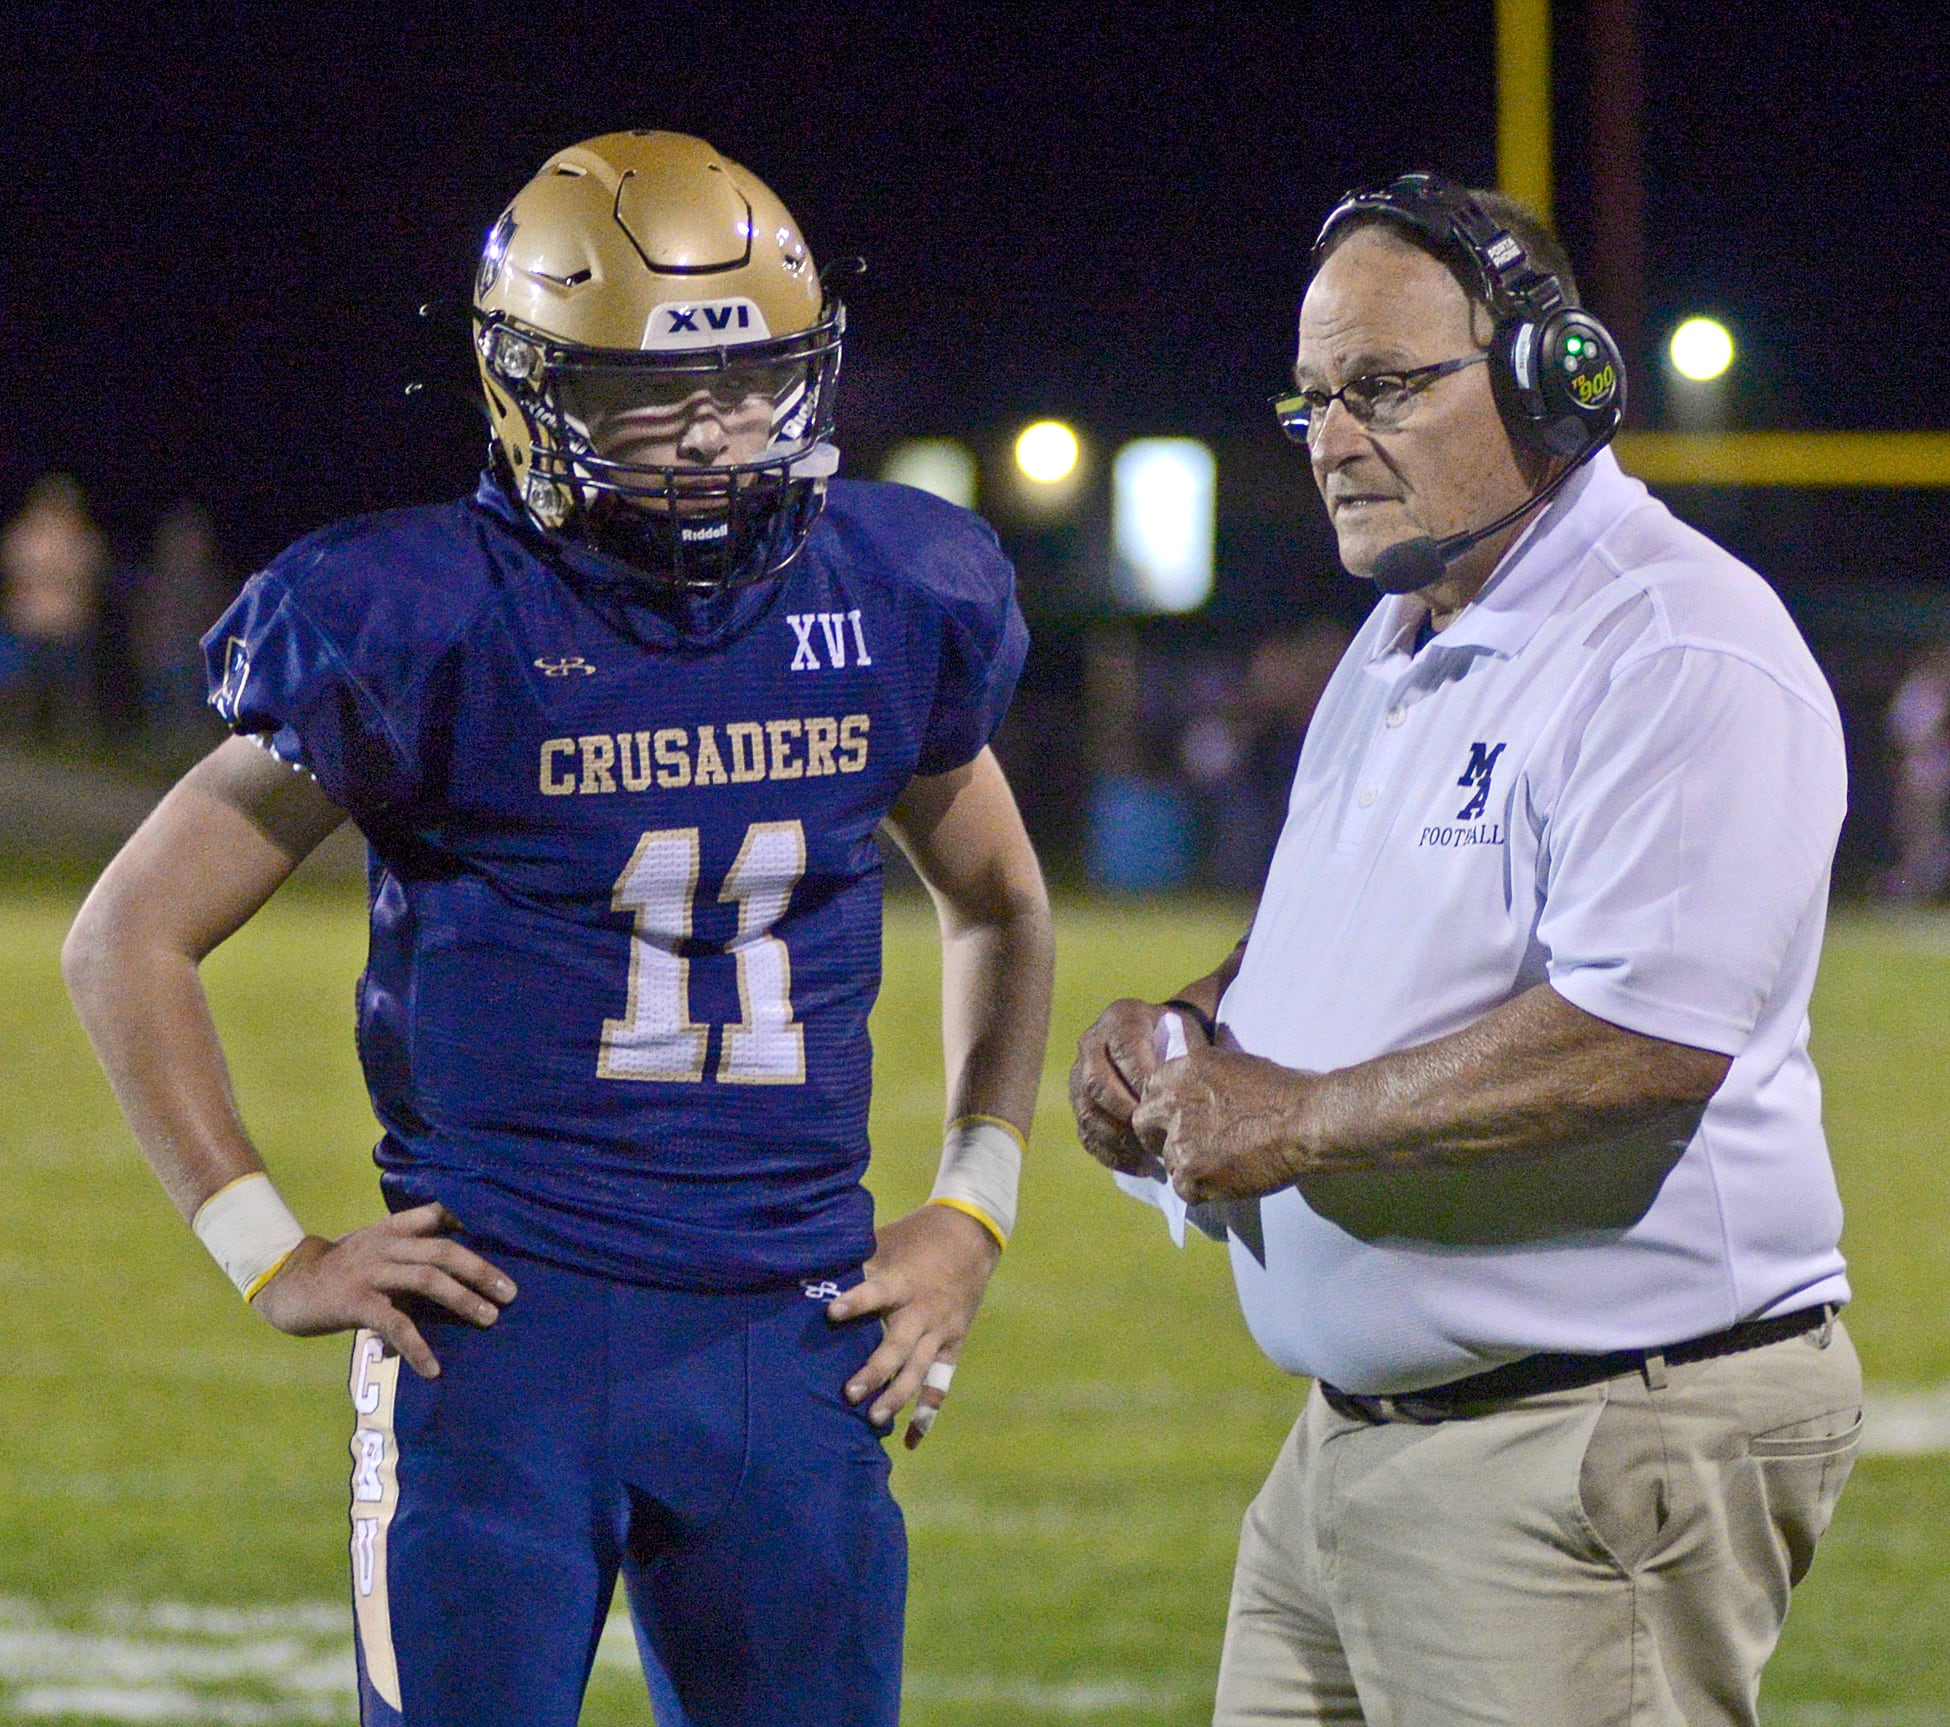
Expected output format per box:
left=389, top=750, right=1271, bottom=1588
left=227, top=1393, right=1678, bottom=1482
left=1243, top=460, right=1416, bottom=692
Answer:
left=1, top=878, right=1945, bottom=1724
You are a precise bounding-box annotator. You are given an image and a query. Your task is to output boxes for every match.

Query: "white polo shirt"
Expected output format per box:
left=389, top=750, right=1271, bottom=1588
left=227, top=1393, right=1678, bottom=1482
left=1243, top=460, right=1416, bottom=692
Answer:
left=1217, top=449, right=1850, bottom=1394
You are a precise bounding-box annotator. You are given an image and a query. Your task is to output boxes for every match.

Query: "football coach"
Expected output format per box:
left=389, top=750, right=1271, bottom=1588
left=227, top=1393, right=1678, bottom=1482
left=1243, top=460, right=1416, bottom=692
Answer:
left=1069, top=173, right=1861, bottom=1726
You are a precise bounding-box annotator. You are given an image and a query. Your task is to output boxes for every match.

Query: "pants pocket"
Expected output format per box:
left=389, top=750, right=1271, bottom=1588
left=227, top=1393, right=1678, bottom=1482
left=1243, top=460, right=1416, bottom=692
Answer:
left=1748, top=1404, right=1862, bottom=1585
left=1748, top=1408, right=1863, bottom=1458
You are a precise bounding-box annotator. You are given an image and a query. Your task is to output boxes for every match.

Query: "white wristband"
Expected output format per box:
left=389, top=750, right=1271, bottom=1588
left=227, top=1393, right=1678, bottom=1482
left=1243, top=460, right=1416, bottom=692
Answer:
left=927, top=1116, right=1023, bottom=1248
left=192, top=1173, right=308, bottom=1303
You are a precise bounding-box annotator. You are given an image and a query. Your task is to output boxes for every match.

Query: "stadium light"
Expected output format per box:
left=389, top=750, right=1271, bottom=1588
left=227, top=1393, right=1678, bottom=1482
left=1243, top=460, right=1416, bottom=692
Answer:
left=1670, top=317, right=1735, bottom=382
left=880, top=438, right=977, bottom=509
left=1014, top=421, right=1080, bottom=485
left=1112, top=438, right=1216, bottom=613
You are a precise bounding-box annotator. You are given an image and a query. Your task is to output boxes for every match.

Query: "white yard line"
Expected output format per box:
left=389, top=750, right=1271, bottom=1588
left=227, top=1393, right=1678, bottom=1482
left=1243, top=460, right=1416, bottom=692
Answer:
left=1862, top=1386, right=1950, bottom=1457
left=0, top=1600, right=1207, bottom=1722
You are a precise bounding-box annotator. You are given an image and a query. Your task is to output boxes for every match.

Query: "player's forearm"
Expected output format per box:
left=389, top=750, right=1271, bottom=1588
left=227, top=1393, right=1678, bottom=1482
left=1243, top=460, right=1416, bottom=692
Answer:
left=63, top=740, right=340, bottom=1222
left=63, top=914, right=271, bottom=1221
left=938, top=883, right=1054, bottom=1139
left=885, top=748, right=1053, bottom=1140
left=1292, top=982, right=1731, bottom=1175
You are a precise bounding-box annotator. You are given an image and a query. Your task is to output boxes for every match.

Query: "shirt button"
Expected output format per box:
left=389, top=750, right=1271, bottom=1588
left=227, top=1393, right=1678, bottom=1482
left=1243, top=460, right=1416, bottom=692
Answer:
left=1357, top=786, right=1378, bottom=808
left=1386, top=706, right=1406, bottom=728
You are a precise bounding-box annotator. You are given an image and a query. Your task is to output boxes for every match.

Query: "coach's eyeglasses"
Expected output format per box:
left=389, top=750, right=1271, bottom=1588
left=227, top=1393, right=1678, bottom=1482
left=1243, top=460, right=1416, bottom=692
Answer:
left=1272, top=352, right=1489, bottom=445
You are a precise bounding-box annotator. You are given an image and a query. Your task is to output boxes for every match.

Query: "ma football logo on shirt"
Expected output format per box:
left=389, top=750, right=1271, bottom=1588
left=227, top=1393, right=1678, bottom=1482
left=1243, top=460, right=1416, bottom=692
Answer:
left=1418, top=740, right=1508, bottom=850
left=1454, top=741, right=1506, bottom=821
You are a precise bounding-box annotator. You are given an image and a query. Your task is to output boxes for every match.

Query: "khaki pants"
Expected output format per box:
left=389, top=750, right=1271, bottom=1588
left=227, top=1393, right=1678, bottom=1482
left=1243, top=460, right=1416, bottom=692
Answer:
left=1214, top=1321, right=1862, bottom=1726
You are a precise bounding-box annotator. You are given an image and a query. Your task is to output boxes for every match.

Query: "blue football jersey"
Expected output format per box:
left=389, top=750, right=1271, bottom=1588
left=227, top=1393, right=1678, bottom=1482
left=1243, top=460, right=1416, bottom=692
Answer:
left=204, top=475, right=1027, bottom=1291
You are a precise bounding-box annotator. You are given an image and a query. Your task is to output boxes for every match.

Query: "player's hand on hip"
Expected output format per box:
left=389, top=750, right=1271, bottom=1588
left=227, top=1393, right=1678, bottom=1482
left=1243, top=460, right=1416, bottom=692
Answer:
left=1132, top=1047, right=1312, bottom=1203
left=1070, top=997, right=1186, bottom=1176
left=251, top=1202, right=517, bottom=1381
left=826, top=1202, right=1001, bottom=1448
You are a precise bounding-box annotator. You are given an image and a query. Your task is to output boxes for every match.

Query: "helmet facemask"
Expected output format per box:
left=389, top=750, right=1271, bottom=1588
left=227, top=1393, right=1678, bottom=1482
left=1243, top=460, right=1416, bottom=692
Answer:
left=476, top=299, right=843, bottom=589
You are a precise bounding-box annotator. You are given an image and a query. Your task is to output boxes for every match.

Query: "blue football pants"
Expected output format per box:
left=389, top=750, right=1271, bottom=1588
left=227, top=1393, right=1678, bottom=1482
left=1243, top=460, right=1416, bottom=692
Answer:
left=347, top=1251, right=906, bottom=1726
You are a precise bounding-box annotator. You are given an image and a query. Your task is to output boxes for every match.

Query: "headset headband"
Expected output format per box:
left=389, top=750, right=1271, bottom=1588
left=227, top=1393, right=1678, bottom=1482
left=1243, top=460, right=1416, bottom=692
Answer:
left=1312, top=172, right=1564, bottom=325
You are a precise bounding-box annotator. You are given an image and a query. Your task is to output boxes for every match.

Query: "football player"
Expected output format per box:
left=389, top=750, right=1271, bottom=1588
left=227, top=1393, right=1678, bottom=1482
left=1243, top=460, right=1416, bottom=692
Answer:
left=64, top=130, right=1053, bottom=1727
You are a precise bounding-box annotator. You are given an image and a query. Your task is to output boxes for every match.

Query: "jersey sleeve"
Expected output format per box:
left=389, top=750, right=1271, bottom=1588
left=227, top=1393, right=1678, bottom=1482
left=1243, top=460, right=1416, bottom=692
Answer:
left=202, top=558, right=425, bottom=819
left=1538, top=644, right=1846, bottom=1055
left=912, top=514, right=1029, bottom=776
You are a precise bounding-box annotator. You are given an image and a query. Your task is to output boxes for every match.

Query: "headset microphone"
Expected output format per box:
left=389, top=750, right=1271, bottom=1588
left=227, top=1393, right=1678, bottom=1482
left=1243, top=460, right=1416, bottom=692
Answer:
left=1368, top=440, right=1602, bottom=595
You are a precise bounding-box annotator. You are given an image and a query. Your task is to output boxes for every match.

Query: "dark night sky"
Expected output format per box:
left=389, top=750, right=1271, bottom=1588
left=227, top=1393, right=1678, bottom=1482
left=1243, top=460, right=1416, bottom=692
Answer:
left=3, top=0, right=1945, bottom=575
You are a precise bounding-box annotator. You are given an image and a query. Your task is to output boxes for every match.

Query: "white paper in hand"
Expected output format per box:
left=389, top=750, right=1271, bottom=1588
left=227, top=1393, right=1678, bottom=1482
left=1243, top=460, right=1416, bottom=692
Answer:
left=1111, top=1011, right=1190, bottom=1247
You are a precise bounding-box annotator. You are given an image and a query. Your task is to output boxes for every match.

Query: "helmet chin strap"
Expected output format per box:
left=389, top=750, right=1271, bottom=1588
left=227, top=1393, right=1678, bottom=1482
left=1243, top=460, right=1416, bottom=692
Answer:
left=576, top=458, right=828, bottom=591
left=581, top=493, right=728, bottom=588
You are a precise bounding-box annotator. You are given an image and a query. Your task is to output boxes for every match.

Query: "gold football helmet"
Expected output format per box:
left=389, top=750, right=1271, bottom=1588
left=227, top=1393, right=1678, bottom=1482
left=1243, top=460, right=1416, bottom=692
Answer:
left=472, top=130, right=845, bottom=587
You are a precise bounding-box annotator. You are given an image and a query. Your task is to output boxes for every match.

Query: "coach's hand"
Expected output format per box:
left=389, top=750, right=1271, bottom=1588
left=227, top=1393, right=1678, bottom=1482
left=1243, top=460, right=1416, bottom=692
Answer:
left=1070, top=997, right=1188, bottom=1176
left=1133, top=1046, right=1314, bottom=1203
left=251, top=1202, right=517, bottom=1381
left=828, top=1203, right=1000, bottom=1449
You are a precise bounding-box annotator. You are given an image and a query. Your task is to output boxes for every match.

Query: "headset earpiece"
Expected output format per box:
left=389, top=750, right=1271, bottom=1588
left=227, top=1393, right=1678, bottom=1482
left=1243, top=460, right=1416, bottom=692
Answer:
left=1492, top=307, right=1624, bottom=458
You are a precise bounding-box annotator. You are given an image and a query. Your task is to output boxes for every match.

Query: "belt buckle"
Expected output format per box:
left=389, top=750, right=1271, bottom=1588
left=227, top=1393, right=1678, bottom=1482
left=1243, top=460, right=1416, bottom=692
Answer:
left=1380, top=1393, right=1451, bottom=1425
left=1326, top=1385, right=1452, bottom=1425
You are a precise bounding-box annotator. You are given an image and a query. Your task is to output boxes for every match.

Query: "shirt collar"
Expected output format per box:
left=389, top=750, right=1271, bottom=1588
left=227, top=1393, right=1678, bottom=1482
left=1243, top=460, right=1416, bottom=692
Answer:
left=1365, top=448, right=1645, bottom=667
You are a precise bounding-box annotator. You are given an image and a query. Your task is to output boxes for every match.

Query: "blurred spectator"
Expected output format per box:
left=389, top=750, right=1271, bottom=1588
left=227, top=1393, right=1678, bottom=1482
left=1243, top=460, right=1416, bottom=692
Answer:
left=1881, top=643, right=1950, bottom=902
left=1183, top=621, right=1348, bottom=890
left=1085, top=620, right=1199, bottom=892
left=131, top=502, right=233, bottom=756
left=0, top=473, right=107, bottom=746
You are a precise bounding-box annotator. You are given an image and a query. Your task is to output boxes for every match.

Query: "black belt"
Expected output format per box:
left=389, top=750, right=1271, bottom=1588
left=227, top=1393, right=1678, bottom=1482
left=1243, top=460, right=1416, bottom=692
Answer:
left=1320, top=1305, right=1833, bottom=1426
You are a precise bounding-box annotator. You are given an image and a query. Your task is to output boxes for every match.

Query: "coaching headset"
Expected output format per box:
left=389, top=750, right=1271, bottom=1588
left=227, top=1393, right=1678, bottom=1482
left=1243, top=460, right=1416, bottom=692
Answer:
left=1297, top=172, right=1627, bottom=591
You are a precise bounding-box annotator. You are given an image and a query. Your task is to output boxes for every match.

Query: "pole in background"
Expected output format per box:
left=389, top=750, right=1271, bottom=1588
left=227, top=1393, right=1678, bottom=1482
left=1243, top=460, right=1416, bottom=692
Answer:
left=1496, top=0, right=1553, bottom=226
left=1587, top=0, right=1647, bottom=423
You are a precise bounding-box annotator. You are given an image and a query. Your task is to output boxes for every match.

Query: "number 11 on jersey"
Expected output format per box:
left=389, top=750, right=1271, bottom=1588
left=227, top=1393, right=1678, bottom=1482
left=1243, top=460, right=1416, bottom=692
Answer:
left=597, top=819, right=808, bottom=1085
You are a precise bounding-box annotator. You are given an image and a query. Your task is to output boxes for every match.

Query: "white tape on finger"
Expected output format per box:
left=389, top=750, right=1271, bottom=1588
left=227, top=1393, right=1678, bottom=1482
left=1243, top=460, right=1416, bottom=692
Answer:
left=924, top=1360, right=956, bottom=1394
left=908, top=1403, right=941, bottom=1438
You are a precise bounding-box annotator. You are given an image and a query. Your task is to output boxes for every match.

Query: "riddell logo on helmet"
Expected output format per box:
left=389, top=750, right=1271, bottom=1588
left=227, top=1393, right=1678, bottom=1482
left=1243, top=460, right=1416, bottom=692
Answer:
left=643, top=299, right=773, bottom=350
